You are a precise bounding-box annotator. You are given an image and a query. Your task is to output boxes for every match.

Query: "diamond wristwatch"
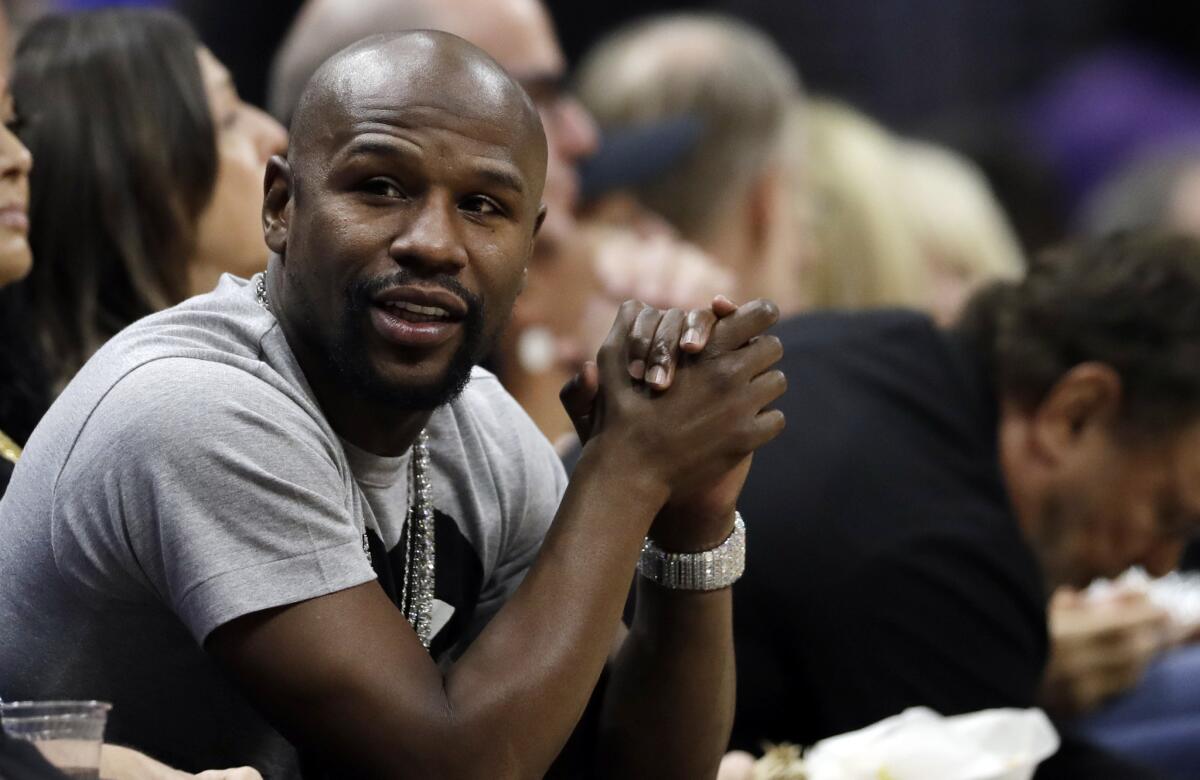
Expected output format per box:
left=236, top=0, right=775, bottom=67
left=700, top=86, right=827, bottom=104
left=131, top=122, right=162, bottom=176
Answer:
left=637, top=512, right=746, bottom=591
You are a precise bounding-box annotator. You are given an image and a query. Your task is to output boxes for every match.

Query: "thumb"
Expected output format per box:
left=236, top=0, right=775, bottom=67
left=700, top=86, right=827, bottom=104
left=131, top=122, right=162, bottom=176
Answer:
left=560, top=361, right=600, bottom=443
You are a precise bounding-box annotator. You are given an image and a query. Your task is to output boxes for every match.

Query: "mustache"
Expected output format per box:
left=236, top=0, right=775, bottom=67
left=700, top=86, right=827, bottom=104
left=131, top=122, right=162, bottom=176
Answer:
left=348, top=270, right=483, bottom=318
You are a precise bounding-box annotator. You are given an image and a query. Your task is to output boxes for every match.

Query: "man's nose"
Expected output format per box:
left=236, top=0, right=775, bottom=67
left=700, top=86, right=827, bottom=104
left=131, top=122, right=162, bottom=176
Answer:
left=389, top=193, right=469, bottom=273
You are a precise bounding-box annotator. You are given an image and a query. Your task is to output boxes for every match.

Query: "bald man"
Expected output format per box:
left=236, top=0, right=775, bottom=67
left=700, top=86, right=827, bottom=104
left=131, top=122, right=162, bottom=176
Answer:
left=0, top=32, right=786, bottom=779
left=269, top=0, right=736, bottom=448
left=271, top=0, right=594, bottom=260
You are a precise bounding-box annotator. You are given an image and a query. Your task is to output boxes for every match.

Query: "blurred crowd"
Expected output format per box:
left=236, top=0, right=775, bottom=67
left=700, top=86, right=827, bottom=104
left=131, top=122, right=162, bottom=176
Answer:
left=1, top=1, right=1200, bottom=779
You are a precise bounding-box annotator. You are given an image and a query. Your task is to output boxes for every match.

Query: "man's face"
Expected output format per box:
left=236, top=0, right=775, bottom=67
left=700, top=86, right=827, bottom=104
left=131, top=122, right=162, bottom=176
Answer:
left=1024, top=418, right=1200, bottom=588
left=272, top=46, right=546, bottom=409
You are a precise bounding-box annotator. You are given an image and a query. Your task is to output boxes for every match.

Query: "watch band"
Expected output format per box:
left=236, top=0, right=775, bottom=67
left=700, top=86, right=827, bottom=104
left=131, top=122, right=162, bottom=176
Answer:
left=637, top=512, right=746, bottom=591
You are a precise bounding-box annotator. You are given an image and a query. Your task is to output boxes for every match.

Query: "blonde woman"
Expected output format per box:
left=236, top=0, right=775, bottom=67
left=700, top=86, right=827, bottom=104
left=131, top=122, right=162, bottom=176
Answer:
left=893, top=139, right=1026, bottom=325
left=794, top=99, right=1024, bottom=323
left=795, top=99, right=928, bottom=312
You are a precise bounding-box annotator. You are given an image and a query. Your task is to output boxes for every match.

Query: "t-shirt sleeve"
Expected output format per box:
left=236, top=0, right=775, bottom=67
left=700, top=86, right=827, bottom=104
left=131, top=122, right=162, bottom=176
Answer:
left=50, top=358, right=377, bottom=643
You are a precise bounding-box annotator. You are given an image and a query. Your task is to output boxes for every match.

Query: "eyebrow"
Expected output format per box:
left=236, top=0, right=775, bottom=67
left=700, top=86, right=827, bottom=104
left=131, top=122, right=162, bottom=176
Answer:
left=342, top=138, right=409, bottom=161
left=341, top=139, right=526, bottom=195
left=475, top=165, right=526, bottom=195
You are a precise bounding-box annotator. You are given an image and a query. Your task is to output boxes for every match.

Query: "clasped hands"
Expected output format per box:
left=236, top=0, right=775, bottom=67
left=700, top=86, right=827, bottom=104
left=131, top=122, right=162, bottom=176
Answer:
left=561, top=294, right=786, bottom=551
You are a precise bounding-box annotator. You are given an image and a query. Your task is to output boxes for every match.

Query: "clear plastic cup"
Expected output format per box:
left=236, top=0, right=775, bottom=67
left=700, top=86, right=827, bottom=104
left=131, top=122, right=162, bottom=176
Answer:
left=0, top=700, right=111, bottom=779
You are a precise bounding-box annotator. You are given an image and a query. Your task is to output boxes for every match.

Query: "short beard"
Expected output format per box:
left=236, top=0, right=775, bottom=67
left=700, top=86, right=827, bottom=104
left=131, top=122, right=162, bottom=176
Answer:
left=1030, top=492, right=1092, bottom=592
left=328, top=270, right=486, bottom=410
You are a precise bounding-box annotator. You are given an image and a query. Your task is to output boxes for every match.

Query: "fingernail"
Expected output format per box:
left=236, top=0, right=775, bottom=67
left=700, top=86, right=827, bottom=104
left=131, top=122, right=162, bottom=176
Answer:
left=646, top=365, right=667, bottom=387
left=629, top=359, right=646, bottom=380
left=681, top=329, right=701, bottom=348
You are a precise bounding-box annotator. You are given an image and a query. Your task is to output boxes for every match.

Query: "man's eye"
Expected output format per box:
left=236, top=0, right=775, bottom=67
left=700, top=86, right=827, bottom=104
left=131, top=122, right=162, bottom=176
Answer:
left=461, top=195, right=501, bottom=216
left=363, top=178, right=404, bottom=198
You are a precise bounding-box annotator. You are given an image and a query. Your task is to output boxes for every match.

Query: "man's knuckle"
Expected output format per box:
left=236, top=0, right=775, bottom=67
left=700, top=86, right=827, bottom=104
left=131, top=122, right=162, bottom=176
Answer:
left=771, top=370, right=788, bottom=394
left=714, top=361, right=738, bottom=387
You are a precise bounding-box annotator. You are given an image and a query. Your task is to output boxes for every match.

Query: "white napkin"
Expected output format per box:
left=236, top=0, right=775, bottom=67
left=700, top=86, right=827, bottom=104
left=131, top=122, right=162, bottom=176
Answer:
left=1086, top=566, right=1200, bottom=636
left=800, top=707, right=1059, bottom=780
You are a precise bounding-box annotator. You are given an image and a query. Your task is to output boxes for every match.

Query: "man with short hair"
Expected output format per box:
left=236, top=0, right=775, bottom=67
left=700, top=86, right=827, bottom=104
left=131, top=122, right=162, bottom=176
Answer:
left=0, top=32, right=786, bottom=778
left=575, top=14, right=807, bottom=315
left=731, top=231, right=1200, bottom=778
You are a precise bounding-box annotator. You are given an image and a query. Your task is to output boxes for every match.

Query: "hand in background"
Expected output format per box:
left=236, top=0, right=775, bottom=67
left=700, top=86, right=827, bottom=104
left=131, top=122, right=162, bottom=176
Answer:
left=591, top=226, right=736, bottom=312
left=565, top=224, right=735, bottom=375
left=1041, top=587, right=1171, bottom=717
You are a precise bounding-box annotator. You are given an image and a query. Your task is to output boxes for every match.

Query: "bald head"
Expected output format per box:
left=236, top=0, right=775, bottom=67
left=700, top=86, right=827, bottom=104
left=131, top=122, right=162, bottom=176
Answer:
left=270, top=0, right=559, bottom=125
left=288, top=30, right=545, bottom=191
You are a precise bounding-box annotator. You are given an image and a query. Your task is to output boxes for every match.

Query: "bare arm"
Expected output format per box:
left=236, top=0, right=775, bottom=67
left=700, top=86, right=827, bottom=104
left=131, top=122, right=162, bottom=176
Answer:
left=206, top=300, right=783, bottom=779
left=596, top=301, right=785, bottom=779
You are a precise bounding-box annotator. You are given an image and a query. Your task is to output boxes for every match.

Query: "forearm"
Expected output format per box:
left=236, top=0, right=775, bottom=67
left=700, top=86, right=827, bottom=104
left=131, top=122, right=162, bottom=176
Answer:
left=597, top=577, right=736, bottom=779
left=442, top=442, right=668, bottom=776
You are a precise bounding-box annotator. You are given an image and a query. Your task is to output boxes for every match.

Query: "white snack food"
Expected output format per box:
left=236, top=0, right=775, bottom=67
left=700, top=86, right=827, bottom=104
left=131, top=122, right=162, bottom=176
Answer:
left=797, top=707, right=1059, bottom=780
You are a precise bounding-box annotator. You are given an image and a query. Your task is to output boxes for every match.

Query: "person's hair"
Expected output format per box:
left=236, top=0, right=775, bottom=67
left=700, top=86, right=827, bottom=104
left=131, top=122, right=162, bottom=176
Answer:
left=794, top=98, right=927, bottom=310
left=268, top=0, right=432, bottom=124
left=576, top=13, right=800, bottom=242
left=959, top=230, right=1200, bottom=435
left=9, top=7, right=218, bottom=388
left=1080, top=139, right=1200, bottom=239
left=893, top=140, right=1025, bottom=285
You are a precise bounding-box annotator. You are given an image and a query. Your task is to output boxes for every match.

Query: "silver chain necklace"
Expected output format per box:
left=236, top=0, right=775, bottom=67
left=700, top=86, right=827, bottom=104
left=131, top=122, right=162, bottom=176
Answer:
left=255, top=273, right=438, bottom=648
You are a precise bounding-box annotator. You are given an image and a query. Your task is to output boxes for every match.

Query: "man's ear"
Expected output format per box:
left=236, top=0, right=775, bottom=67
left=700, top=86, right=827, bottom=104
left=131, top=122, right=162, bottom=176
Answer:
left=1031, top=362, right=1123, bottom=463
left=263, top=155, right=293, bottom=256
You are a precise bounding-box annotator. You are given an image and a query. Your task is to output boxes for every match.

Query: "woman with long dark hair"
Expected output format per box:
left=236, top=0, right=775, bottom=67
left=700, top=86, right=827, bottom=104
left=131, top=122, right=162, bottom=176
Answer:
left=0, top=3, right=34, bottom=498
left=0, top=6, right=285, bottom=443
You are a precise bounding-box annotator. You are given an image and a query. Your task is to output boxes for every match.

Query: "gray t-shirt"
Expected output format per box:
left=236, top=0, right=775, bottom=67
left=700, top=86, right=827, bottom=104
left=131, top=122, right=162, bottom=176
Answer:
left=0, top=275, right=567, bottom=776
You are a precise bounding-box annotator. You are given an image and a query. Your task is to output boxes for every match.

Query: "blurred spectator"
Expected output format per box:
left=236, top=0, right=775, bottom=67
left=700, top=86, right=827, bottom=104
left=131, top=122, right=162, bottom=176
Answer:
left=893, top=139, right=1026, bottom=324
left=918, top=107, right=1070, bottom=258
left=795, top=98, right=927, bottom=312
left=1025, top=47, right=1200, bottom=218
left=576, top=13, right=804, bottom=314
left=1081, top=140, right=1200, bottom=239
left=729, top=232, right=1200, bottom=779
left=0, top=7, right=285, bottom=444
left=791, top=99, right=1024, bottom=324
left=0, top=0, right=33, bottom=496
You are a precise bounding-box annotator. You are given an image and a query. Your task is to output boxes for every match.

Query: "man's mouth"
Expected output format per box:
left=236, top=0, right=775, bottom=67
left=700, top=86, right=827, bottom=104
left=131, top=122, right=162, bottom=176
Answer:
left=381, top=300, right=455, bottom=323
left=367, top=286, right=470, bottom=350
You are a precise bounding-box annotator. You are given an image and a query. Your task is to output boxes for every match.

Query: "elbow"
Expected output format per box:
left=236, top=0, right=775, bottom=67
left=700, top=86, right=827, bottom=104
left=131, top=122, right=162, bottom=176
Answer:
left=421, top=737, right=529, bottom=780
left=402, top=710, right=532, bottom=780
